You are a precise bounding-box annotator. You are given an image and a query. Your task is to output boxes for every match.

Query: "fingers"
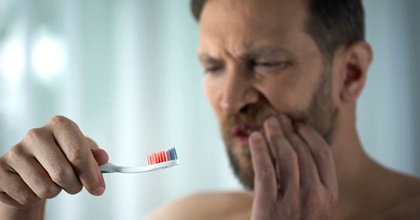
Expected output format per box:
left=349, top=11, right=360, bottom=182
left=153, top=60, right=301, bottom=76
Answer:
left=297, top=123, right=337, bottom=191
left=87, top=137, right=109, bottom=165
left=250, top=115, right=338, bottom=219
left=249, top=132, right=277, bottom=201
left=0, top=158, right=40, bottom=207
left=279, top=116, right=321, bottom=187
left=0, top=116, right=107, bottom=210
left=255, top=115, right=336, bottom=195
left=7, top=149, right=63, bottom=198
left=91, top=149, right=109, bottom=165
left=87, top=137, right=109, bottom=164
left=46, top=116, right=105, bottom=196
left=22, top=129, right=83, bottom=195
left=263, top=117, right=299, bottom=196
left=87, top=137, right=100, bottom=149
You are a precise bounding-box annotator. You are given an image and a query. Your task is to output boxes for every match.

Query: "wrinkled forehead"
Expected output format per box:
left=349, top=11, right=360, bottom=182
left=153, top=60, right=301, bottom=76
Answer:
left=199, top=0, right=308, bottom=28
left=198, top=0, right=309, bottom=57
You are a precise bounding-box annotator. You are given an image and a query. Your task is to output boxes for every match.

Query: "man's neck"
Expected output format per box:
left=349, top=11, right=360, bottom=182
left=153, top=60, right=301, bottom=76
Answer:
left=331, top=124, right=373, bottom=195
left=331, top=114, right=420, bottom=218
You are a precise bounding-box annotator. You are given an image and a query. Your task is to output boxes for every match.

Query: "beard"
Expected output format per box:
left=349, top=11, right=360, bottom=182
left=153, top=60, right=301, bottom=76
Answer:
left=220, top=70, right=339, bottom=190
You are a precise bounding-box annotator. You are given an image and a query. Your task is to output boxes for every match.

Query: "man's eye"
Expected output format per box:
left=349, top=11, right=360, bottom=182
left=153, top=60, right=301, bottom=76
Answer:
left=204, top=65, right=223, bottom=74
left=255, top=61, right=288, bottom=69
left=253, top=60, right=291, bottom=74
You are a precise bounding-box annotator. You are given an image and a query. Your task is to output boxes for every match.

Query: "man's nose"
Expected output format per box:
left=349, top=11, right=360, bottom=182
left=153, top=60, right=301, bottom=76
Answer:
left=220, top=71, right=259, bottom=114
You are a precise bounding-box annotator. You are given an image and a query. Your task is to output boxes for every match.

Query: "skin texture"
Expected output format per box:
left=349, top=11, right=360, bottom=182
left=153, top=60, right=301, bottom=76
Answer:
left=0, top=116, right=109, bottom=220
left=1, top=0, right=420, bottom=219
left=201, top=0, right=340, bottom=193
left=147, top=0, right=420, bottom=219
left=200, top=1, right=340, bottom=218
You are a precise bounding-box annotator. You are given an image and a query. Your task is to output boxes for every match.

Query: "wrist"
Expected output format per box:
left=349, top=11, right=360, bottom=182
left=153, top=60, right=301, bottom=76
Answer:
left=0, top=200, right=46, bottom=220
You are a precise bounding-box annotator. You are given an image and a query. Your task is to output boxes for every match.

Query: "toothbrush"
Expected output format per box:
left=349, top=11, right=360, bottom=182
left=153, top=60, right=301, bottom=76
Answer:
left=100, top=148, right=179, bottom=173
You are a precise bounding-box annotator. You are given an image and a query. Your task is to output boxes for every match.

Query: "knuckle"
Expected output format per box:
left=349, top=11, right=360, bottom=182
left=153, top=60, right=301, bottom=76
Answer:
left=255, top=168, right=275, bottom=190
left=0, top=157, right=6, bottom=168
left=36, top=183, right=61, bottom=199
left=18, top=191, right=39, bottom=206
left=66, top=183, right=83, bottom=195
left=50, top=168, right=72, bottom=186
left=48, top=168, right=83, bottom=195
left=7, top=145, right=24, bottom=161
left=286, top=151, right=298, bottom=164
left=256, top=165, right=274, bottom=181
left=49, top=115, right=76, bottom=130
left=306, top=190, right=325, bottom=209
left=66, top=147, right=85, bottom=165
left=23, top=128, right=44, bottom=144
left=330, top=191, right=339, bottom=205
left=50, top=115, right=67, bottom=125
left=6, top=144, right=29, bottom=164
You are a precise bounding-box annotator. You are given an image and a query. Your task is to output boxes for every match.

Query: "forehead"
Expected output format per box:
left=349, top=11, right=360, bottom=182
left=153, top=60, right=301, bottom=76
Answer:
left=198, top=0, right=310, bottom=56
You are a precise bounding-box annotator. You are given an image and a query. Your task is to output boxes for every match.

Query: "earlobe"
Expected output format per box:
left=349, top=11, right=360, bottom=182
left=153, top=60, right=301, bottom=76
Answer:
left=339, top=41, right=373, bottom=102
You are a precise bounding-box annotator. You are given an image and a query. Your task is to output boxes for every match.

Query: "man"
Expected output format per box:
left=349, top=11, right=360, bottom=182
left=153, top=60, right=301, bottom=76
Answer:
left=0, top=0, right=419, bottom=219
left=146, top=0, right=420, bottom=219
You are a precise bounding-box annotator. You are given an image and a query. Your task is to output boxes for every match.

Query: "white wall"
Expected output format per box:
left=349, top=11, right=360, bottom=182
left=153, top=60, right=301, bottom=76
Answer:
left=360, top=0, right=420, bottom=176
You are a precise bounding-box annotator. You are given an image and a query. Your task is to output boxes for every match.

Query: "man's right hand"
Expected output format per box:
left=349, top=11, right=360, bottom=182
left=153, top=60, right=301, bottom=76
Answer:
left=0, top=116, right=108, bottom=219
left=249, top=115, right=338, bottom=220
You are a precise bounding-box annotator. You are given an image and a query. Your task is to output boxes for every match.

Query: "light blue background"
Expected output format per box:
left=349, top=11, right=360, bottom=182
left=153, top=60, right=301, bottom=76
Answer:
left=0, top=1, right=419, bottom=219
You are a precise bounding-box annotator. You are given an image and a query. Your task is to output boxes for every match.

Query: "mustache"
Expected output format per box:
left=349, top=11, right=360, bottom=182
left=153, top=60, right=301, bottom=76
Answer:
left=221, top=105, right=279, bottom=130
left=220, top=106, right=312, bottom=134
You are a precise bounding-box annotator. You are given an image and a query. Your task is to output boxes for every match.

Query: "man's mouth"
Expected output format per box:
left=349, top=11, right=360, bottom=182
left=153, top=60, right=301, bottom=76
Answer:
left=231, top=123, right=261, bottom=146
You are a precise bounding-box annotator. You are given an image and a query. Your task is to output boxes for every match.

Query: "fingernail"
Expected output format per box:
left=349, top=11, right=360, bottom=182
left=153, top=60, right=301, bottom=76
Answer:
left=280, top=114, right=290, bottom=124
left=250, top=132, right=262, bottom=141
left=93, top=187, right=105, bottom=196
left=267, top=117, right=279, bottom=127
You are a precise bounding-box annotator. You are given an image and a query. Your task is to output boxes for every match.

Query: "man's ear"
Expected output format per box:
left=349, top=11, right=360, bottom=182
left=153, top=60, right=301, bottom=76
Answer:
left=338, top=41, right=373, bottom=102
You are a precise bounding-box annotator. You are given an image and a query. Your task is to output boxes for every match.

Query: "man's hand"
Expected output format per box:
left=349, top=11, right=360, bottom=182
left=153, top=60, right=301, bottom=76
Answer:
left=250, top=115, right=338, bottom=219
left=0, top=116, right=108, bottom=219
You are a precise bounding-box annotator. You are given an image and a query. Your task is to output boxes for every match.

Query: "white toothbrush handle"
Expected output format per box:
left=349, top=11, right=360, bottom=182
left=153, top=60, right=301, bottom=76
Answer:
left=100, top=160, right=179, bottom=173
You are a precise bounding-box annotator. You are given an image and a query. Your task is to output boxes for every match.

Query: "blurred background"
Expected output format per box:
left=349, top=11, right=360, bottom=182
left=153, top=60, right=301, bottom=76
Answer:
left=0, top=0, right=419, bottom=219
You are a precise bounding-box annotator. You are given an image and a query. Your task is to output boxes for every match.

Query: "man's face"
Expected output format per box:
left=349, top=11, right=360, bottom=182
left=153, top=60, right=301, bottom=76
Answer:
left=198, top=0, right=338, bottom=189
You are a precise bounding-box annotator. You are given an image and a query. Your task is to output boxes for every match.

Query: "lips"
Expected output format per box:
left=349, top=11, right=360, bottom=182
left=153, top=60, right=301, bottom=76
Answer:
left=231, top=123, right=261, bottom=146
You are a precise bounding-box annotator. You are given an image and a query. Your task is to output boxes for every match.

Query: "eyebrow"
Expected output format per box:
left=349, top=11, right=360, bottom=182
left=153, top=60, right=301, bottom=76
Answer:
left=198, top=46, right=292, bottom=63
left=245, top=46, right=291, bottom=58
left=198, top=53, right=220, bottom=63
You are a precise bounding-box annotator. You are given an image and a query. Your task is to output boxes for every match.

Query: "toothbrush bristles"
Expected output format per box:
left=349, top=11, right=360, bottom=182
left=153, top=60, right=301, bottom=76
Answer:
left=147, top=148, right=178, bottom=165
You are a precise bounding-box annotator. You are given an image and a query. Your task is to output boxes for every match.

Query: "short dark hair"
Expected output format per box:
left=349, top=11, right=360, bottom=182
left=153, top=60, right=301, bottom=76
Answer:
left=190, top=0, right=365, bottom=61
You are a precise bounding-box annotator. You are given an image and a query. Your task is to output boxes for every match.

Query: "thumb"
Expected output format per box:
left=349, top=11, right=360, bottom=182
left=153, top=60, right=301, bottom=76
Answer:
left=91, top=148, right=109, bottom=165
left=86, top=137, right=109, bottom=165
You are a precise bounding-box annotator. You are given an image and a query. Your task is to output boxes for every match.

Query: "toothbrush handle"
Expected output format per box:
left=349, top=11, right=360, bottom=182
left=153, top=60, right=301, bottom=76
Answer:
left=100, top=162, right=117, bottom=173
left=99, top=160, right=179, bottom=174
